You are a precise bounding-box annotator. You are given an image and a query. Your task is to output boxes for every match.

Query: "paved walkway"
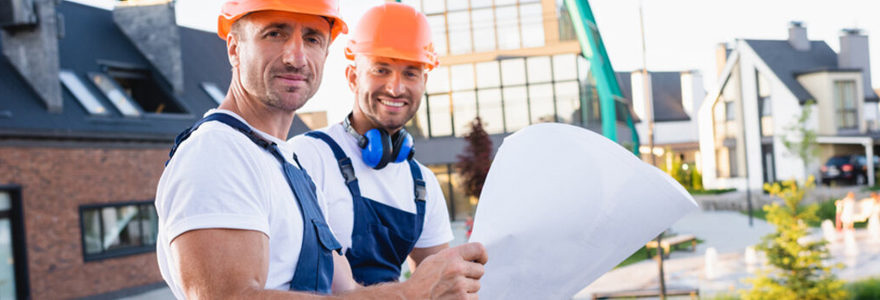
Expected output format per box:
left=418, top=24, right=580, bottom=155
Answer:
left=573, top=210, right=880, bottom=299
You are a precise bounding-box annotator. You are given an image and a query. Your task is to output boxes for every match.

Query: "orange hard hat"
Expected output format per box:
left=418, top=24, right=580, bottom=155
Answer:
left=344, top=3, right=438, bottom=70
left=217, top=0, right=348, bottom=42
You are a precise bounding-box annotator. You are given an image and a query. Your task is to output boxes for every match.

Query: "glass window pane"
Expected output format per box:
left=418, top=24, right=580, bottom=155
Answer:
left=503, top=86, right=529, bottom=132
left=453, top=91, right=478, bottom=137
left=0, top=218, right=14, bottom=298
left=529, top=83, right=555, bottom=123
left=500, top=58, right=526, bottom=86
left=495, top=6, right=520, bottom=50
left=477, top=88, right=505, bottom=134
left=60, top=70, right=108, bottom=115
left=447, top=11, right=472, bottom=55
left=471, top=8, right=496, bottom=52
left=90, top=73, right=141, bottom=117
left=526, top=56, right=552, bottom=83
left=555, top=81, right=580, bottom=124
left=428, top=165, right=453, bottom=219
left=140, top=204, right=158, bottom=245
left=450, top=64, right=475, bottom=91
left=82, top=209, right=103, bottom=254
left=400, top=0, right=422, bottom=12
left=475, top=61, right=500, bottom=89
left=471, top=0, right=493, bottom=9
left=427, top=66, right=450, bottom=94
left=0, top=192, right=9, bottom=211
left=446, top=0, right=468, bottom=11
left=423, top=1, right=445, bottom=14
left=553, top=54, right=577, bottom=80
left=428, top=94, right=453, bottom=137
left=577, top=55, right=590, bottom=81
left=426, top=15, right=448, bottom=56
left=406, top=94, right=430, bottom=138
left=496, top=0, right=517, bottom=5
left=519, top=3, right=545, bottom=48
left=102, top=206, right=143, bottom=251
left=450, top=168, right=476, bottom=220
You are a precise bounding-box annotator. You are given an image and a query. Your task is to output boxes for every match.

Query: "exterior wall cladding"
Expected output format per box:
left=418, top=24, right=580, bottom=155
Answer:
left=0, top=145, right=166, bottom=299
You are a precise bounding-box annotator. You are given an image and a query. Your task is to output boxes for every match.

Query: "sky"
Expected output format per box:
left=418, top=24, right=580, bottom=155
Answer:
left=73, top=0, right=880, bottom=123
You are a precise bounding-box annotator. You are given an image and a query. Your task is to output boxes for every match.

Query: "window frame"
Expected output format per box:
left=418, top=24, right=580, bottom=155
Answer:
left=833, top=80, right=858, bottom=130
left=79, top=200, right=158, bottom=262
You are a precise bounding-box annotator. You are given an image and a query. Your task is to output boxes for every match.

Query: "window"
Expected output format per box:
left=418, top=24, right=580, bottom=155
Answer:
left=428, top=164, right=477, bottom=221
left=201, top=82, right=226, bottom=105
left=428, top=94, right=453, bottom=137
left=102, top=66, right=186, bottom=114
left=495, top=6, right=521, bottom=50
left=59, top=70, right=108, bottom=115
left=447, top=11, right=472, bottom=54
left=834, top=80, right=858, bottom=130
left=724, top=101, right=736, bottom=121
left=519, top=3, right=545, bottom=48
left=453, top=91, right=478, bottom=137
left=80, top=201, right=158, bottom=261
left=757, top=70, right=772, bottom=136
left=90, top=73, right=141, bottom=117
left=500, top=58, right=526, bottom=86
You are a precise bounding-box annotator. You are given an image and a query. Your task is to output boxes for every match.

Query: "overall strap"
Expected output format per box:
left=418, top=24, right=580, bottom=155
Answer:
left=407, top=158, right=427, bottom=237
left=305, top=131, right=365, bottom=202
left=167, top=113, right=271, bottom=164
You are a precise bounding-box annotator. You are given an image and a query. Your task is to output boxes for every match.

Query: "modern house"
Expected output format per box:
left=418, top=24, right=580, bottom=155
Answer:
left=618, top=70, right=706, bottom=170
left=0, top=0, right=307, bottom=298
left=698, top=22, right=879, bottom=192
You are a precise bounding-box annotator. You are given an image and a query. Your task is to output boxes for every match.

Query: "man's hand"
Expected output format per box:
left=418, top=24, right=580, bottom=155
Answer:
left=403, top=242, right=488, bottom=299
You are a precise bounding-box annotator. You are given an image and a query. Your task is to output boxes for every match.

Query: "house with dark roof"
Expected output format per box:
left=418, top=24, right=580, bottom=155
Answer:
left=617, top=71, right=705, bottom=170
left=0, top=0, right=308, bottom=298
left=698, top=22, right=879, bottom=192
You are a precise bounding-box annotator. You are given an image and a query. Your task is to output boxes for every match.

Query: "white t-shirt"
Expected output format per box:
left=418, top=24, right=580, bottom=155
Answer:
left=155, top=110, right=328, bottom=299
left=289, top=123, right=454, bottom=253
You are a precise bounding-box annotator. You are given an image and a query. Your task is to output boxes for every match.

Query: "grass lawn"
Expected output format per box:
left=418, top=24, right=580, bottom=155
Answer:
left=616, top=239, right=704, bottom=269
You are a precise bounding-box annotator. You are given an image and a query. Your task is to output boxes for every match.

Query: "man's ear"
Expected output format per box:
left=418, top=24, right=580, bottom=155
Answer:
left=227, top=34, right=240, bottom=68
left=346, top=64, right=357, bottom=92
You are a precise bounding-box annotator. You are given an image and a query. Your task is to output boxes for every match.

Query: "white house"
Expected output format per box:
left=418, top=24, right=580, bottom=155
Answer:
left=699, top=22, right=879, bottom=191
left=617, top=71, right=706, bottom=169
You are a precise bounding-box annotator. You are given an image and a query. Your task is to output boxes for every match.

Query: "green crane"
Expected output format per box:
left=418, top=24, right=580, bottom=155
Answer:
left=564, top=0, right=640, bottom=155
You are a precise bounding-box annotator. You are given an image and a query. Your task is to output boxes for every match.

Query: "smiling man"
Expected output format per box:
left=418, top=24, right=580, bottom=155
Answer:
left=289, top=3, right=454, bottom=286
left=155, top=0, right=486, bottom=298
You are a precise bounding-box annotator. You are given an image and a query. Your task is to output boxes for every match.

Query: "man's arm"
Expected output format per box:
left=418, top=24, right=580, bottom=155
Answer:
left=172, top=228, right=487, bottom=299
left=409, top=243, right=450, bottom=266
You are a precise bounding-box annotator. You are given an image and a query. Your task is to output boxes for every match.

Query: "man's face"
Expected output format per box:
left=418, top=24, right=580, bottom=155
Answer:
left=227, top=11, right=330, bottom=112
left=349, top=55, right=427, bottom=132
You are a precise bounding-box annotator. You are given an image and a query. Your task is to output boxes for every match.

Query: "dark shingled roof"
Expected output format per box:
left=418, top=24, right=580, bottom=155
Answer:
left=616, top=71, right=690, bottom=123
left=0, top=1, right=310, bottom=142
left=744, top=39, right=838, bottom=104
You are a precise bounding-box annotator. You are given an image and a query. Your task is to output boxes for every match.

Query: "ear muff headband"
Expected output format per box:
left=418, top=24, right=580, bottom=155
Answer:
left=342, top=113, right=416, bottom=169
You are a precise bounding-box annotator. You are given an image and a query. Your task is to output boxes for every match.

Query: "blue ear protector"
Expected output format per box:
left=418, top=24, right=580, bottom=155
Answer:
left=343, top=115, right=414, bottom=169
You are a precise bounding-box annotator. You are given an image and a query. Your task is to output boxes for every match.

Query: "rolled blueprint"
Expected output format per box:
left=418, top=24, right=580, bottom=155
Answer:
left=469, top=123, right=699, bottom=299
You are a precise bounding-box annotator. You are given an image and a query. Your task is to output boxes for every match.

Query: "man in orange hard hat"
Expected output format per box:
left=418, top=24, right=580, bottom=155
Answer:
left=155, top=0, right=487, bottom=298
left=289, top=3, right=456, bottom=286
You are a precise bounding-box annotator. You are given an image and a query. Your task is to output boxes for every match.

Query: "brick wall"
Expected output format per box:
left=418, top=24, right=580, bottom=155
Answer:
left=0, top=145, right=168, bottom=299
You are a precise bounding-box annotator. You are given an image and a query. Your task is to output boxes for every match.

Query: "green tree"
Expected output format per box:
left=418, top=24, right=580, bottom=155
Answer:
left=456, top=117, right=493, bottom=198
left=782, top=101, right=819, bottom=180
left=742, top=176, right=847, bottom=300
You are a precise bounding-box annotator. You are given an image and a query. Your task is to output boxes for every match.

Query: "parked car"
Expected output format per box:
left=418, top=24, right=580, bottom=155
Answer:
left=820, top=154, right=879, bottom=185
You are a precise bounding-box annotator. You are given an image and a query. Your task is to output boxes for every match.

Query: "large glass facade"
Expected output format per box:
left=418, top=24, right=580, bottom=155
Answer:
left=409, top=54, right=592, bottom=137
left=400, top=0, right=551, bottom=56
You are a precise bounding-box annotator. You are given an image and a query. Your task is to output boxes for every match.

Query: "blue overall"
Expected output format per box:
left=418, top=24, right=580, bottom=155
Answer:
left=305, top=131, right=426, bottom=285
left=167, top=113, right=342, bottom=294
